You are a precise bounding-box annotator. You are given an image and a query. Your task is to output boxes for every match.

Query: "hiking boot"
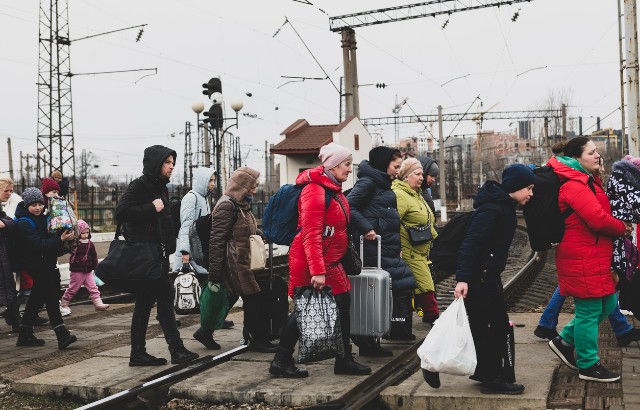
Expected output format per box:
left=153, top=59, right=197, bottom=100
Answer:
left=534, top=325, right=559, bottom=340
left=53, top=324, right=77, bottom=349
left=222, top=320, right=234, bottom=329
left=269, top=347, right=309, bottom=378
left=578, top=361, right=620, bottom=382
left=481, top=378, right=525, bottom=395
left=422, top=369, right=441, bottom=388
left=129, top=352, right=168, bottom=367
left=16, top=325, right=45, bottom=347
left=169, top=344, right=199, bottom=365
left=549, top=336, right=578, bottom=370
left=334, top=345, right=372, bottom=376
left=617, top=328, right=640, bottom=347
left=193, top=327, right=221, bottom=350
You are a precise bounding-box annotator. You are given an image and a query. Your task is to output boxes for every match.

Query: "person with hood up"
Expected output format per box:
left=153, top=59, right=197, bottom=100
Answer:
left=201, top=166, right=274, bottom=352
left=416, top=156, right=439, bottom=215
left=115, top=145, right=199, bottom=367
left=545, top=137, right=630, bottom=383
left=14, top=187, right=77, bottom=349
left=392, top=158, right=440, bottom=328
left=347, top=146, right=416, bottom=352
left=269, top=142, right=371, bottom=379
left=173, top=167, right=217, bottom=274
left=449, top=164, right=535, bottom=394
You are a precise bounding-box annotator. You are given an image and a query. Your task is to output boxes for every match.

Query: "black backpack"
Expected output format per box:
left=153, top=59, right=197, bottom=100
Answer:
left=429, top=211, right=474, bottom=274
left=522, top=166, right=595, bottom=251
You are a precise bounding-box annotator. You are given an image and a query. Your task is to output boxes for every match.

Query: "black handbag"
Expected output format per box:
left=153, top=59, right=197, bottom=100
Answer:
left=332, top=193, right=362, bottom=276
left=94, top=223, right=163, bottom=284
left=403, top=223, right=433, bottom=245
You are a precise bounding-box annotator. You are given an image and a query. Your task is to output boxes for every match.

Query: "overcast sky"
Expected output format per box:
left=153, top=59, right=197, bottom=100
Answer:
left=0, top=0, right=625, bottom=182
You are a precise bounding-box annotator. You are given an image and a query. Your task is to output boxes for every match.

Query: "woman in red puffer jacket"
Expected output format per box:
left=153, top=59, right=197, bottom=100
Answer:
left=269, top=142, right=371, bottom=379
left=547, top=137, right=631, bottom=383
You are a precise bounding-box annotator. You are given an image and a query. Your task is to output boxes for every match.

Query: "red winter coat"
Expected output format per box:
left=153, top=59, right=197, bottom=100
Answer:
left=287, top=166, right=351, bottom=297
left=549, top=157, right=626, bottom=299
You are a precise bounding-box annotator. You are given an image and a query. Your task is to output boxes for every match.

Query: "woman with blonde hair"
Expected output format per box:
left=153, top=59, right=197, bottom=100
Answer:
left=392, top=158, right=440, bottom=326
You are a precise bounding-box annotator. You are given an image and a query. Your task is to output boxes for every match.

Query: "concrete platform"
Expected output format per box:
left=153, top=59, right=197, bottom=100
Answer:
left=379, top=312, right=573, bottom=410
left=11, top=311, right=561, bottom=407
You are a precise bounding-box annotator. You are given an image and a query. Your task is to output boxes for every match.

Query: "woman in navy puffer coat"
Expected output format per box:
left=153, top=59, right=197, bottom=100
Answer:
left=348, top=147, right=416, bottom=350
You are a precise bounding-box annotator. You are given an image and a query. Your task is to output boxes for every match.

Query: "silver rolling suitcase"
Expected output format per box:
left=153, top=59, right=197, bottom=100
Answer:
left=348, top=235, right=393, bottom=337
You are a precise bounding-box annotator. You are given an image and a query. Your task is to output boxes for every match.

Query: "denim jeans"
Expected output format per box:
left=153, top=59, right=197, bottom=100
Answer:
left=538, top=286, right=631, bottom=337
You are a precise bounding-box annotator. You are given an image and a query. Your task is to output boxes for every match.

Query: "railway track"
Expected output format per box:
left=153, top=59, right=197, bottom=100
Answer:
left=72, top=232, right=556, bottom=410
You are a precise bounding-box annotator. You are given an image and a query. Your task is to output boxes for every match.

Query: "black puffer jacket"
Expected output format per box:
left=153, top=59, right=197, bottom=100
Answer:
left=115, top=145, right=177, bottom=255
left=347, top=160, right=416, bottom=290
left=0, top=212, right=16, bottom=306
left=456, top=180, right=517, bottom=295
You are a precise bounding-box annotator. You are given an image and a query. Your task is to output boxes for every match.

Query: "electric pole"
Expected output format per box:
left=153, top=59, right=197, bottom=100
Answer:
left=625, top=0, right=640, bottom=155
left=6, top=138, right=13, bottom=180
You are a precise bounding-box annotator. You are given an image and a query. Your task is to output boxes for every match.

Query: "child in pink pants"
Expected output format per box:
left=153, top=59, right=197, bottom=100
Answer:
left=60, top=220, right=108, bottom=315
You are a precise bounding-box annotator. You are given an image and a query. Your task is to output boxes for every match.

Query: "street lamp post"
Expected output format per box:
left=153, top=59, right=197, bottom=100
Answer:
left=213, top=99, right=244, bottom=198
left=191, top=102, right=205, bottom=180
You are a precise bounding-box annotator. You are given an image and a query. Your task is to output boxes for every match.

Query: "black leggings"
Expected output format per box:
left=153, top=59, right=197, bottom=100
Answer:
left=279, top=291, right=351, bottom=353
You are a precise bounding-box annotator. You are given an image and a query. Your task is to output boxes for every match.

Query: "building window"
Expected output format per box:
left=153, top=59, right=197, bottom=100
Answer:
left=354, top=134, right=360, bottom=150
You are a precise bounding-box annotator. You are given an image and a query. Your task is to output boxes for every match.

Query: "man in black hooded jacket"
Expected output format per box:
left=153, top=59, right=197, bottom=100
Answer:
left=115, top=145, right=198, bottom=366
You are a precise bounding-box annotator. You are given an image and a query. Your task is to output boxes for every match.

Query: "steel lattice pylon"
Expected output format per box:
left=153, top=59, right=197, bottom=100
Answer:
left=37, top=0, right=76, bottom=180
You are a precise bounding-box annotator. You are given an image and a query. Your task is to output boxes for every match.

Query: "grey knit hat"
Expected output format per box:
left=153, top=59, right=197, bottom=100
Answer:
left=22, top=187, right=45, bottom=207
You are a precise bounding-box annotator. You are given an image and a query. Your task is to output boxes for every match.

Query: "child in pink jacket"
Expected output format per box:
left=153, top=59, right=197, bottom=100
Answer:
left=60, top=220, right=108, bottom=314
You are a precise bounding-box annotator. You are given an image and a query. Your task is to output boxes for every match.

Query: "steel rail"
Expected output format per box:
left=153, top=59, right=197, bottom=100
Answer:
left=302, top=246, right=543, bottom=410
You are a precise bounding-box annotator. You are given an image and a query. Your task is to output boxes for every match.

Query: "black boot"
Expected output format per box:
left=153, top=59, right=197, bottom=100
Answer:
left=354, top=336, right=393, bottom=357
left=53, top=324, right=77, bottom=349
left=334, top=345, right=372, bottom=375
left=250, top=338, right=279, bottom=353
left=4, top=301, right=21, bottom=332
left=169, top=343, right=199, bottom=365
left=388, top=291, right=416, bottom=341
left=16, top=325, right=45, bottom=347
left=269, top=347, right=309, bottom=378
left=129, top=352, right=168, bottom=367
left=193, top=327, right=221, bottom=350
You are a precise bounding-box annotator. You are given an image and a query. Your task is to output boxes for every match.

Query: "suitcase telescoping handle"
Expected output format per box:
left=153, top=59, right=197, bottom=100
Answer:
left=360, top=235, right=382, bottom=269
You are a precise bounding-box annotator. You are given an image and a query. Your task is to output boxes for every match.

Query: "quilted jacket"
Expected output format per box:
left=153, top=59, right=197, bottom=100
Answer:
left=288, top=166, right=351, bottom=297
left=208, top=167, right=260, bottom=297
left=347, top=160, right=416, bottom=290
left=548, top=156, right=626, bottom=298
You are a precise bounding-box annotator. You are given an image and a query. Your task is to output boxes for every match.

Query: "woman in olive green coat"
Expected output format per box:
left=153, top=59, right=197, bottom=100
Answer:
left=392, top=158, right=440, bottom=325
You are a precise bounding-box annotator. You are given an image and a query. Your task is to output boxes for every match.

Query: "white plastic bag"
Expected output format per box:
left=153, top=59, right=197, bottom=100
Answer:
left=417, top=297, right=477, bottom=375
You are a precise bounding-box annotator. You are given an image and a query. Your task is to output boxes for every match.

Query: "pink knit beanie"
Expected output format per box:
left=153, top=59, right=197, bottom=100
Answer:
left=319, top=142, right=352, bottom=170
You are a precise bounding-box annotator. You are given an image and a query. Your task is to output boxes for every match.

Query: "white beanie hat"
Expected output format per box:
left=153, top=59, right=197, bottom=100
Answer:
left=318, top=142, right=352, bottom=170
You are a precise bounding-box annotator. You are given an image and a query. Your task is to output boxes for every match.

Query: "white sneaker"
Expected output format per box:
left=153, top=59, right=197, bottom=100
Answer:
left=60, top=306, right=71, bottom=316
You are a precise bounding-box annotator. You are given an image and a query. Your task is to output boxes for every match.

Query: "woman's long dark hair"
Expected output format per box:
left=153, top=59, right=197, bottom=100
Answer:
left=551, top=136, right=591, bottom=158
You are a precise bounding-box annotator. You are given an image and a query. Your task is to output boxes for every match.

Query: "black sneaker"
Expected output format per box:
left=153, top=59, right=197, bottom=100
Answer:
left=534, top=325, right=559, bottom=340
left=549, top=336, right=578, bottom=370
left=481, top=378, right=525, bottom=395
left=578, top=361, right=620, bottom=382
left=617, top=328, right=640, bottom=347
left=422, top=369, right=441, bottom=388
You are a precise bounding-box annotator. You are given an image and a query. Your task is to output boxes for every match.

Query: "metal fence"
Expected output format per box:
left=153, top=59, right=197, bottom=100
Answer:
left=11, top=182, right=272, bottom=231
